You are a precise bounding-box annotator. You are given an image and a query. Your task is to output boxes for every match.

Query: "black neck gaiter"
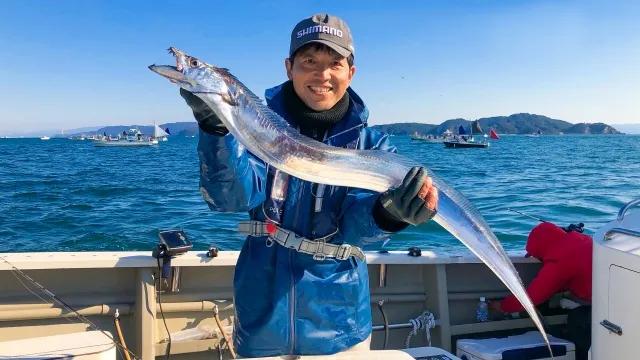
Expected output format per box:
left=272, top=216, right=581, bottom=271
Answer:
left=282, top=81, right=350, bottom=140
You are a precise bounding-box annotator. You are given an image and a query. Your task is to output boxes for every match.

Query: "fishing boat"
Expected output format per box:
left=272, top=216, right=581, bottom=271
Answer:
left=411, top=130, right=454, bottom=143
left=0, top=248, right=555, bottom=359
left=39, top=136, right=50, bottom=141
left=526, top=130, right=543, bottom=137
left=410, top=133, right=442, bottom=143
left=2, top=199, right=637, bottom=359
left=94, top=128, right=158, bottom=147
left=443, top=121, right=489, bottom=148
left=410, top=132, right=429, bottom=141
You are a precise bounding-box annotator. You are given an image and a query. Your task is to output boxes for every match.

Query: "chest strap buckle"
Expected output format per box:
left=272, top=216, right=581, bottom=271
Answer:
left=336, top=244, right=353, bottom=261
left=238, top=220, right=365, bottom=262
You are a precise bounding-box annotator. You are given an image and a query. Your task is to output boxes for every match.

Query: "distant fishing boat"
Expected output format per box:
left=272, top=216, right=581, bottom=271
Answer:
left=443, top=121, right=489, bottom=148
left=527, top=129, right=543, bottom=137
left=410, top=132, right=428, bottom=141
left=411, top=132, right=441, bottom=143
left=152, top=123, right=170, bottom=142
left=94, top=128, right=158, bottom=147
left=39, top=136, right=50, bottom=141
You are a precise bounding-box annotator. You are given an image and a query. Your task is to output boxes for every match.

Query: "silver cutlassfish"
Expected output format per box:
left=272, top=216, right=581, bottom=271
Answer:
left=149, top=47, right=552, bottom=352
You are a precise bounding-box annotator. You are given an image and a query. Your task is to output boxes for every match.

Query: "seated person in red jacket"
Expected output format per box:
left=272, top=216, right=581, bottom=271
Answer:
left=490, top=222, right=593, bottom=359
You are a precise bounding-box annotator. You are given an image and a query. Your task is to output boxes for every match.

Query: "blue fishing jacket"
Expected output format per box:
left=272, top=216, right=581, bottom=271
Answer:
left=197, top=82, right=398, bottom=357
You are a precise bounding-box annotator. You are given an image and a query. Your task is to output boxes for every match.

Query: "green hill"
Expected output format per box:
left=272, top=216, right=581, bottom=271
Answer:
left=372, top=113, right=621, bottom=135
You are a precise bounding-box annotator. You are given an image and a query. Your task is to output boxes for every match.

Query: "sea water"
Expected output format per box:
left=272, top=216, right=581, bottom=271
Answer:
left=0, top=134, right=638, bottom=254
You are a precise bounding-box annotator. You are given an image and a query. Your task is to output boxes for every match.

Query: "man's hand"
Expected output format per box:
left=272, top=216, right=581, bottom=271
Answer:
left=180, top=88, right=228, bottom=136
left=378, top=167, right=438, bottom=226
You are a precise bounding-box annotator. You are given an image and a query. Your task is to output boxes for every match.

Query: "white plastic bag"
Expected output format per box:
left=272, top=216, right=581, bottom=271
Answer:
left=169, top=325, right=214, bottom=342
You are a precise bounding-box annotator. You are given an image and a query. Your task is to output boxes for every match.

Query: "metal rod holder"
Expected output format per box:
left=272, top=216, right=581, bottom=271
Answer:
left=378, top=264, right=387, bottom=288
left=618, top=198, right=640, bottom=221
left=169, top=266, right=181, bottom=293
left=605, top=228, right=640, bottom=241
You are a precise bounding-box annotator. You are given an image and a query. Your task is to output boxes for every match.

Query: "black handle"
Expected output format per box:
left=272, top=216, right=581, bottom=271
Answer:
left=600, top=319, right=623, bottom=335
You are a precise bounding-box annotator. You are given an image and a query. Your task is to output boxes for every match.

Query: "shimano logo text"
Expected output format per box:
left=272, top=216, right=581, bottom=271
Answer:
left=297, top=25, right=343, bottom=39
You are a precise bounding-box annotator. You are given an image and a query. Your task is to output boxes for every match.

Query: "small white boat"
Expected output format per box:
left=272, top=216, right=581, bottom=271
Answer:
left=410, top=130, right=453, bottom=144
left=39, top=136, right=50, bottom=141
left=152, top=123, right=170, bottom=142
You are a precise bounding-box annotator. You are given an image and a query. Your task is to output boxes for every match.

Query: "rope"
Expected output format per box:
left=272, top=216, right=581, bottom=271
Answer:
left=404, top=311, right=436, bottom=348
left=113, top=309, right=132, bottom=360
left=213, top=304, right=237, bottom=359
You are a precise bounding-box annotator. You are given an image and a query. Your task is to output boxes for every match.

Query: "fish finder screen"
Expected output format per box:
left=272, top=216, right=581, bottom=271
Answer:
left=159, top=230, right=191, bottom=249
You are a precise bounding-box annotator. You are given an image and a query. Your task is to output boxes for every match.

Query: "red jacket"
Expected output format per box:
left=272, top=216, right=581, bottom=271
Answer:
left=500, top=222, right=592, bottom=313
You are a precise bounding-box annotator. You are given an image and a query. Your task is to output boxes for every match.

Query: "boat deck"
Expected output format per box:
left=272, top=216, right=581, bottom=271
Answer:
left=0, top=251, right=562, bottom=359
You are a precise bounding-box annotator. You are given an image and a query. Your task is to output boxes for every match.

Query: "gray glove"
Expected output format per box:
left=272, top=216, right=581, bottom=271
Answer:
left=180, top=88, right=228, bottom=136
left=378, top=167, right=437, bottom=226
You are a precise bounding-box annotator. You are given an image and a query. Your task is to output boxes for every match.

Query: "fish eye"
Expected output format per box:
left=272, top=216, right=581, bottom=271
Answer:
left=189, top=58, right=200, bottom=67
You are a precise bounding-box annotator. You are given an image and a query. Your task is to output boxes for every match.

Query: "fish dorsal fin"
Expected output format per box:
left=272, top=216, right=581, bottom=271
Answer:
left=216, top=67, right=265, bottom=106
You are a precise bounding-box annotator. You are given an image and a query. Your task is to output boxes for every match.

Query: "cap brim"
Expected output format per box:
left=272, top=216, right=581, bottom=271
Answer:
left=292, top=39, right=352, bottom=58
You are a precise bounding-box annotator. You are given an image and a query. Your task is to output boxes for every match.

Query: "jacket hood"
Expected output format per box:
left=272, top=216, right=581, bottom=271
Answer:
left=525, top=222, right=567, bottom=260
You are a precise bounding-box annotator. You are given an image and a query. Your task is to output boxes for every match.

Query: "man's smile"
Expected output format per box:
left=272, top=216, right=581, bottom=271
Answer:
left=308, top=86, right=333, bottom=95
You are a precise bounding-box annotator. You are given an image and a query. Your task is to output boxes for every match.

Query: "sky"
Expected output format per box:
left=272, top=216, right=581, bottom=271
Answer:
left=1, top=0, right=639, bottom=135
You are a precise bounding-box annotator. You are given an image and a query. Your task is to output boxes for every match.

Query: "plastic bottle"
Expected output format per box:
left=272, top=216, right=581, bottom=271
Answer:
left=476, top=297, right=489, bottom=322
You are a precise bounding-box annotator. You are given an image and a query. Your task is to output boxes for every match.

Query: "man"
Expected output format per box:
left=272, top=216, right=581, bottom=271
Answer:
left=181, top=13, right=438, bottom=357
left=490, top=222, right=592, bottom=359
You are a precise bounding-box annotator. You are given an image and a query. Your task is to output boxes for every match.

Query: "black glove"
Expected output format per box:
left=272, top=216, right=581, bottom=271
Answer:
left=562, top=223, right=585, bottom=233
left=180, top=88, right=228, bottom=136
left=374, top=167, right=437, bottom=228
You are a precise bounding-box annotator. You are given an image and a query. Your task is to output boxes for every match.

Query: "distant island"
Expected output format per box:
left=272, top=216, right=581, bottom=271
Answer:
left=372, top=113, right=621, bottom=136
left=57, top=113, right=621, bottom=138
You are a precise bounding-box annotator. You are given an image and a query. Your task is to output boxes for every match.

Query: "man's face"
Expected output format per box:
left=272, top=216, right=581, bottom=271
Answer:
left=285, top=46, right=356, bottom=111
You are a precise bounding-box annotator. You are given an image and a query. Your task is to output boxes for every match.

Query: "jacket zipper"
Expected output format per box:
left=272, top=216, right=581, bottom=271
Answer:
left=288, top=250, right=296, bottom=354
left=325, top=123, right=363, bottom=143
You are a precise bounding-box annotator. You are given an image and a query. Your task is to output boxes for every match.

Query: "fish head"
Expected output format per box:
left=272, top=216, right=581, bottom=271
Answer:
left=149, top=47, right=235, bottom=105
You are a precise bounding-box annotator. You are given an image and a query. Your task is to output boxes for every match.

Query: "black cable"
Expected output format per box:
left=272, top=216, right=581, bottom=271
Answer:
left=156, top=255, right=171, bottom=360
left=377, top=300, right=389, bottom=350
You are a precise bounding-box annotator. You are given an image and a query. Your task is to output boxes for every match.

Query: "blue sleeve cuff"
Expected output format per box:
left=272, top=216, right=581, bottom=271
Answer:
left=372, top=196, right=410, bottom=232
left=198, top=130, right=266, bottom=212
left=339, top=190, right=391, bottom=248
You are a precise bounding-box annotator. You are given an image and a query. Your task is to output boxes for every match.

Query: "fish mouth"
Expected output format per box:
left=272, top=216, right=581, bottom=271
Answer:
left=148, top=64, right=187, bottom=83
left=148, top=47, right=190, bottom=84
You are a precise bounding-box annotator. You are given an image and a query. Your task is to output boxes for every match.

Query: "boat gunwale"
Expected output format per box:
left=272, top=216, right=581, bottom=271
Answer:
left=0, top=250, right=539, bottom=270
